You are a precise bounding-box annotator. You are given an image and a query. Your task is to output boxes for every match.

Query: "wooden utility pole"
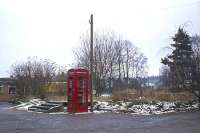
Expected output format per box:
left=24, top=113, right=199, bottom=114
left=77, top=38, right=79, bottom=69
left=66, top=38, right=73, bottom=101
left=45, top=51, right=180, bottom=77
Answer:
left=89, top=14, right=93, bottom=112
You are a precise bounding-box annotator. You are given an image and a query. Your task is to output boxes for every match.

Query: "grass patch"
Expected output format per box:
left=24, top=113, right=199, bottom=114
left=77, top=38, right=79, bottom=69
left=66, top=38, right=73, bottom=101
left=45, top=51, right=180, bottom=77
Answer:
left=112, top=89, right=197, bottom=102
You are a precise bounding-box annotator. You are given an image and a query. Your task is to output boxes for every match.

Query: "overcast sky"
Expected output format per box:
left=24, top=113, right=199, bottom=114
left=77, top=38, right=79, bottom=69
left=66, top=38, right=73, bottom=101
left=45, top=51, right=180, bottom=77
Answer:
left=0, top=0, right=200, bottom=77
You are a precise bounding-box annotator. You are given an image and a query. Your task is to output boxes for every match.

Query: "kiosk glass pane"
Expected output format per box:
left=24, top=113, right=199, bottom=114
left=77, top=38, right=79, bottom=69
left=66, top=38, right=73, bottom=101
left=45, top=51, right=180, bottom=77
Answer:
left=68, top=78, right=73, bottom=102
left=78, top=77, right=85, bottom=104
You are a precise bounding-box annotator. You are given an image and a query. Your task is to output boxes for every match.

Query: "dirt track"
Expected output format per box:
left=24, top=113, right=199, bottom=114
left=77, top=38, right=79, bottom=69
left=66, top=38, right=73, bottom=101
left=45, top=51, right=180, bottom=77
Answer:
left=0, top=102, right=200, bottom=133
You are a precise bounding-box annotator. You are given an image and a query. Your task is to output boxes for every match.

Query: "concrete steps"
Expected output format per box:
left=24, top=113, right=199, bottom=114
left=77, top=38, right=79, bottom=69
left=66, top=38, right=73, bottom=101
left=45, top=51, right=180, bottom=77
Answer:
left=28, top=101, right=67, bottom=113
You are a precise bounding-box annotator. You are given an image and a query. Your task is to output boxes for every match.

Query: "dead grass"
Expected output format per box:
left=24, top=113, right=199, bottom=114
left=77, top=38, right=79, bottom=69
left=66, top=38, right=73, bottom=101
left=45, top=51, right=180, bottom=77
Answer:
left=46, top=95, right=67, bottom=101
left=94, top=96, right=113, bottom=101
left=112, top=89, right=197, bottom=102
left=44, top=88, right=196, bottom=102
left=145, top=89, right=196, bottom=101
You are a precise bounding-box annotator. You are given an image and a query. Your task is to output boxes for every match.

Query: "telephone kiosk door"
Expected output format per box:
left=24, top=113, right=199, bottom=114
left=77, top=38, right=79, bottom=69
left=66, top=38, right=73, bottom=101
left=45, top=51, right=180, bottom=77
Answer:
left=67, top=68, right=88, bottom=113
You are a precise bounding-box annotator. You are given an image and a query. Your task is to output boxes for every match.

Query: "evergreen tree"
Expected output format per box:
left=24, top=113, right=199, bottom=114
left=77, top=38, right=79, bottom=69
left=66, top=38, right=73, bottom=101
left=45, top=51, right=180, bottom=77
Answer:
left=161, top=27, right=193, bottom=90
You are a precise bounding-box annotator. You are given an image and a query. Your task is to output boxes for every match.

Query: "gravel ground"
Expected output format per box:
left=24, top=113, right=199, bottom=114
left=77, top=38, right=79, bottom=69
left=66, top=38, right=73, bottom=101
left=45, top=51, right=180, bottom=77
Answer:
left=0, top=102, right=200, bottom=133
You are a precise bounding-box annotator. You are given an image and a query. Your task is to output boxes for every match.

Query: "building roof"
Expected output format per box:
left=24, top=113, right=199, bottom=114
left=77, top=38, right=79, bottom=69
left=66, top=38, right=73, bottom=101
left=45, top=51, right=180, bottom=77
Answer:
left=0, top=78, right=16, bottom=86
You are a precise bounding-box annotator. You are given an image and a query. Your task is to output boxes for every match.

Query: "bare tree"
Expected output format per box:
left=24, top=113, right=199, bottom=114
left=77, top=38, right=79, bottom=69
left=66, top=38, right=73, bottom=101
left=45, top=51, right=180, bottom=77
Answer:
left=114, top=40, right=124, bottom=80
left=10, top=57, right=57, bottom=98
left=159, top=65, right=172, bottom=88
left=123, top=41, right=132, bottom=86
left=74, top=30, right=148, bottom=95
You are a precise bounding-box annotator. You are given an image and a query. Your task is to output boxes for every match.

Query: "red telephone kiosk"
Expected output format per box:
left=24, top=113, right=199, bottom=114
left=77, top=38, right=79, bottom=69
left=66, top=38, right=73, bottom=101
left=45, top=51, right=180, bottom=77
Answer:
left=67, top=68, right=89, bottom=113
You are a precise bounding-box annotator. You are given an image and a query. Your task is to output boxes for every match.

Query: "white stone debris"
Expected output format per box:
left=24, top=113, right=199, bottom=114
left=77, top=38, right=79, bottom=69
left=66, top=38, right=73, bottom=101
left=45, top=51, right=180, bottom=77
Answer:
left=9, top=98, right=199, bottom=116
